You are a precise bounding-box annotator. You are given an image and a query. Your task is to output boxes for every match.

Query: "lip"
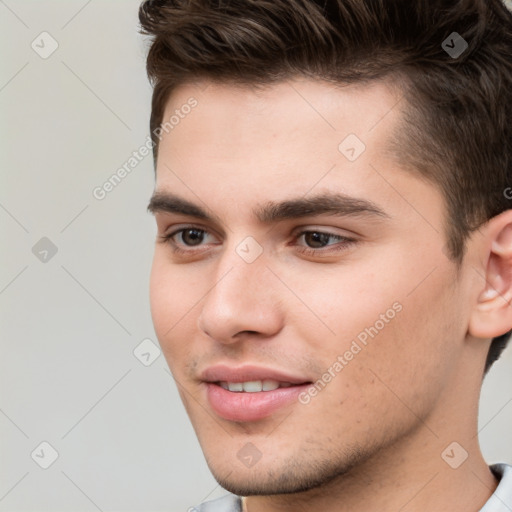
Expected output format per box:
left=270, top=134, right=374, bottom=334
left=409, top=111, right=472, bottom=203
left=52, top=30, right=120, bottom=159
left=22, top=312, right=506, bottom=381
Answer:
left=200, top=364, right=313, bottom=422
left=200, top=364, right=311, bottom=385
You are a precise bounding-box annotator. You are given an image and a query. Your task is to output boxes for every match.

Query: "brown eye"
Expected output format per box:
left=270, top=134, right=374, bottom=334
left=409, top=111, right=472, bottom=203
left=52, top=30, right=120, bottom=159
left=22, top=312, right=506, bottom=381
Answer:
left=302, top=231, right=332, bottom=248
left=179, top=228, right=206, bottom=246
left=294, top=230, right=357, bottom=257
left=159, top=226, right=217, bottom=255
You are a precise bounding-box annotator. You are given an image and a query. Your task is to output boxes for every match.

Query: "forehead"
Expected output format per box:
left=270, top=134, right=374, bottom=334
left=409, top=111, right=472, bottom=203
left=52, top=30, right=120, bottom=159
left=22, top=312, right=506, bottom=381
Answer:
left=153, top=78, right=443, bottom=231
left=160, top=78, right=402, bottom=154
left=158, top=79, right=398, bottom=174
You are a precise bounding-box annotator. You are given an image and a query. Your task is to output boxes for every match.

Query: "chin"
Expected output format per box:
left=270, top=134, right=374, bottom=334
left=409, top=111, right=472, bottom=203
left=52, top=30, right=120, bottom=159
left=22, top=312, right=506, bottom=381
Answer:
left=205, top=448, right=368, bottom=497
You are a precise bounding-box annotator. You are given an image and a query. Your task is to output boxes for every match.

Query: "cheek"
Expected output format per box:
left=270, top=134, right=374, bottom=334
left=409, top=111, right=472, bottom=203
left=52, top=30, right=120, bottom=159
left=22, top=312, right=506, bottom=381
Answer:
left=149, top=254, right=199, bottom=358
left=365, top=277, right=459, bottom=414
left=287, top=256, right=459, bottom=402
left=276, top=260, right=397, bottom=352
left=149, top=255, right=171, bottom=337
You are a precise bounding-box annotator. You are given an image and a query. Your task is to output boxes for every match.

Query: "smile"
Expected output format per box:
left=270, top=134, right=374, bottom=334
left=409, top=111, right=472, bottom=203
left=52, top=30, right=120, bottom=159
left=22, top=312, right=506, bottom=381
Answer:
left=217, top=380, right=295, bottom=392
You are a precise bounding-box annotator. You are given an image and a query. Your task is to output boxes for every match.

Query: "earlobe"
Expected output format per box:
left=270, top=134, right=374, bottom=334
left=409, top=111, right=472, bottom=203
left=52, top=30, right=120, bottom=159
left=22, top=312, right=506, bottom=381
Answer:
left=468, top=211, right=512, bottom=339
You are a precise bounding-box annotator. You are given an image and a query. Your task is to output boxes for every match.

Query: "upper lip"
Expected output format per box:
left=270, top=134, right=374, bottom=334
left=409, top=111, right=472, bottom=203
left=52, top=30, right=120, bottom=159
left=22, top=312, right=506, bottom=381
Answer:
left=200, top=364, right=312, bottom=384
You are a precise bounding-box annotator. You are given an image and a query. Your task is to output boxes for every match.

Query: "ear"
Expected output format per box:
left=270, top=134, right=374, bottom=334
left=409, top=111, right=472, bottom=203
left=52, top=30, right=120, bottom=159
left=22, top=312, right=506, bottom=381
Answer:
left=468, top=209, right=512, bottom=339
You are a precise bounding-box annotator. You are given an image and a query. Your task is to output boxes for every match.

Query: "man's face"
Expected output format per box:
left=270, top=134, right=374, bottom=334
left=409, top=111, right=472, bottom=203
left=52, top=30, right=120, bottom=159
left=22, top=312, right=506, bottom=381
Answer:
left=148, top=79, right=474, bottom=495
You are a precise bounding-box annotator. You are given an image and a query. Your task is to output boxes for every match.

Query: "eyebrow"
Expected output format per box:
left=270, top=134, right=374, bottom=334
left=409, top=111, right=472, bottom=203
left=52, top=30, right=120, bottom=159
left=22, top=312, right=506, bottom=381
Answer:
left=146, top=191, right=390, bottom=224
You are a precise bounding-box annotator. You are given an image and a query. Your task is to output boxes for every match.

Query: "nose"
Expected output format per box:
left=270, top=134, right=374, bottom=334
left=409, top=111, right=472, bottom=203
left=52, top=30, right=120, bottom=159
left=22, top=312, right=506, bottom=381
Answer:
left=197, top=241, right=284, bottom=344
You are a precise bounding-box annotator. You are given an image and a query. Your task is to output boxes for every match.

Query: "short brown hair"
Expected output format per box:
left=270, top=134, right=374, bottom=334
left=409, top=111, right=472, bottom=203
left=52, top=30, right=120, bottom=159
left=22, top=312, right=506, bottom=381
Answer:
left=138, top=0, right=512, bottom=373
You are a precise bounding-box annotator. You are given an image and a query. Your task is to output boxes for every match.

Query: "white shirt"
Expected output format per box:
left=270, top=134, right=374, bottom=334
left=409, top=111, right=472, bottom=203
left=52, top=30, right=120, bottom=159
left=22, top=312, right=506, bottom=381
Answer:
left=480, top=464, right=512, bottom=512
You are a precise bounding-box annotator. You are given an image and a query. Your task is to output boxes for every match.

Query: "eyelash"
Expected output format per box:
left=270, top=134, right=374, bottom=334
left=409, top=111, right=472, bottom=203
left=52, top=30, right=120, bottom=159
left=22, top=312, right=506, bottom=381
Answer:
left=158, top=226, right=357, bottom=257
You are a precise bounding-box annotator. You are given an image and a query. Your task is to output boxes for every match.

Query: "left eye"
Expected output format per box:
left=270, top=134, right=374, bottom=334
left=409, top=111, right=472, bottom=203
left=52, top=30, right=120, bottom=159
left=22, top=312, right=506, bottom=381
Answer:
left=297, top=230, right=345, bottom=249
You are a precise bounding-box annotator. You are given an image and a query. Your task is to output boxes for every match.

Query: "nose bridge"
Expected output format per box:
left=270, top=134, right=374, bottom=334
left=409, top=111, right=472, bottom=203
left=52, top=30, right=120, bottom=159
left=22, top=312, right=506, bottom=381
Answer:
left=197, top=235, right=282, bottom=342
left=213, top=234, right=270, bottom=300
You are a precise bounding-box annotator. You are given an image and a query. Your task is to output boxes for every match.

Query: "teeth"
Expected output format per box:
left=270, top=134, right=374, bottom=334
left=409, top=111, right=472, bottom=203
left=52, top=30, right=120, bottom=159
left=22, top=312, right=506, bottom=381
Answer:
left=219, top=380, right=291, bottom=392
left=242, top=381, right=262, bottom=392
left=262, top=380, right=280, bottom=391
left=227, top=382, right=243, bottom=392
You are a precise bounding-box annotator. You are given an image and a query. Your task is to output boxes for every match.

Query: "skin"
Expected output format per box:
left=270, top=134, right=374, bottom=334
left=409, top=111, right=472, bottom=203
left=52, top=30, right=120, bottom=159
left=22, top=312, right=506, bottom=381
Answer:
left=148, top=78, right=512, bottom=511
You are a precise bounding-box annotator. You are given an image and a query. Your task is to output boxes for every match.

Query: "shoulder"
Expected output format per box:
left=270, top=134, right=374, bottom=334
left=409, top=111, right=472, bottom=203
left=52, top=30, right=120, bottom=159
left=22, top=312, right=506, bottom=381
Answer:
left=189, top=493, right=243, bottom=512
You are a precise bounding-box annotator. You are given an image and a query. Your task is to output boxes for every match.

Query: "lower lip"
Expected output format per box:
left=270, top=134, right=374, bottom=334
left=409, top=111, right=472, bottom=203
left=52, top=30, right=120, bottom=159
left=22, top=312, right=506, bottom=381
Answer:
left=205, top=382, right=311, bottom=422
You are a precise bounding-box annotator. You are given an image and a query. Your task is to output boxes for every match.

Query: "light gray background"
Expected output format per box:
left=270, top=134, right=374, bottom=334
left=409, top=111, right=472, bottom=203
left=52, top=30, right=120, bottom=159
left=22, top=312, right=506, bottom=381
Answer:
left=1, top=1, right=511, bottom=511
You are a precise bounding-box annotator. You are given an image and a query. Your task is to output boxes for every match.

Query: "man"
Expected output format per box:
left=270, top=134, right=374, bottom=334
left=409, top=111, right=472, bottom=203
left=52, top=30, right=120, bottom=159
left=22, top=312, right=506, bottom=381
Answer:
left=140, top=0, right=512, bottom=510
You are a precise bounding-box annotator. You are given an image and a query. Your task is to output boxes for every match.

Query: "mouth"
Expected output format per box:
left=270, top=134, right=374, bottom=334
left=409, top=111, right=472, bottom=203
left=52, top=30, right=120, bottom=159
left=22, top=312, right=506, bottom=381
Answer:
left=216, top=379, right=296, bottom=392
left=200, top=365, right=313, bottom=422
